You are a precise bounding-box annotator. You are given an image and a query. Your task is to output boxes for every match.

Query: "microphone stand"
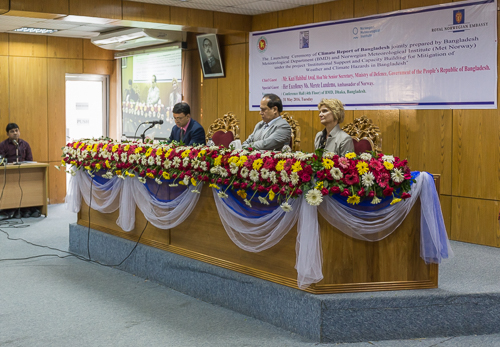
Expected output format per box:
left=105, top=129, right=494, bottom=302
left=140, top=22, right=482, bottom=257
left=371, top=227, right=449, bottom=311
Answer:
left=14, top=144, right=20, bottom=165
left=140, top=124, right=155, bottom=143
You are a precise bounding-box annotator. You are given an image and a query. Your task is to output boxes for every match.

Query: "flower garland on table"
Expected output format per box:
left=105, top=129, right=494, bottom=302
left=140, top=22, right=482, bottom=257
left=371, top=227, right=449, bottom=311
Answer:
left=59, top=138, right=415, bottom=211
left=309, top=150, right=415, bottom=207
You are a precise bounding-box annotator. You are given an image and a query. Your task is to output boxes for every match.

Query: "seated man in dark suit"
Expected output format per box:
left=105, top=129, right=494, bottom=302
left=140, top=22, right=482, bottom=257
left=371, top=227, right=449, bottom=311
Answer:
left=168, top=102, right=206, bottom=146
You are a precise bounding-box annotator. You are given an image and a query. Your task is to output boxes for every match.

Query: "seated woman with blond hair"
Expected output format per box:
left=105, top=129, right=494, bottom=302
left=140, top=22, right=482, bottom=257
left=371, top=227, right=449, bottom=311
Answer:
left=314, top=98, right=354, bottom=157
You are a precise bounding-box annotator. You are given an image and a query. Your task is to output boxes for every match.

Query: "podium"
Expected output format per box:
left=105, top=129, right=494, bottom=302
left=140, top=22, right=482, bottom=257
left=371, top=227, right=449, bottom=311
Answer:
left=0, top=163, right=49, bottom=216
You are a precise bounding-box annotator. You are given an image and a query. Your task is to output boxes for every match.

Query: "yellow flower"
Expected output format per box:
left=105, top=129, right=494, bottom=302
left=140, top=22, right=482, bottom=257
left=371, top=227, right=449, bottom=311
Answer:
left=228, top=156, right=239, bottom=164
left=73, top=142, right=79, bottom=149
left=102, top=144, right=107, bottom=151
left=356, top=161, right=369, bottom=175
left=78, top=143, right=85, bottom=150
left=214, top=155, right=222, bottom=166
left=145, top=148, right=153, bottom=157
left=390, top=198, right=402, bottom=205
left=384, top=161, right=394, bottom=170
left=322, top=158, right=334, bottom=169
left=252, top=158, right=263, bottom=171
left=179, top=180, right=186, bottom=185
left=166, top=148, right=173, bottom=157
left=70, top=160, right=76, bottom=165
left=92, top=143, right=98, bottom=152
left=124, top=144, right=130, bottom=151
left=156, top=148, right=163, bottom=156
left=181, top=149, right=191, bottom=158
left=275, top=160, right=286, bottom=172
left=135, top=147, right=143, bottom=154
left=125, top=171, right=135, bottom=177
left=115, top=170, right=122, bottom=176
left=112, top=144, right=119, bottom=152
left=292, top=161, right=303, bottom=172
left=345, top=152, right=356, bottom=159
left=209, top=183, right=220, bottom=189
left=315, top=181, right=324, bottom=190
left=191, top=177, right=197, bottom=186
left=105, top=160, right=111, bottom=169
left=269, top=190, right=275, bottom=201
left=84, top=165, right=91, bottom=170
left=86, top=145, right=93, bottom=151
left=347, top=194, right=361, bottom=205
left=146, top=172, right=154, bottom=179
left=237, top=189, right=247, bottom=199
left=60, top=159, right=66, bottom=166
left=95, top=163, right=101, bottom=170
left=162, top=172, right=170, bottom=180
left=237, top=156, right=247, bottom=167
left=198, top=149, right=206, bottom=158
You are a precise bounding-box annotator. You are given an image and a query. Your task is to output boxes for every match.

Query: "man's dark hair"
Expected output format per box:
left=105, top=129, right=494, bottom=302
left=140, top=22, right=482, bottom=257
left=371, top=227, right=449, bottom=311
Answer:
left=203, top=38, right=212, bottom=47
left=6, top=123, right=19, bottom=134
left=128, top=79, right=133, bottom=86
left=152, top=75, right=157, bottom=83
left=173, top=102, right=190, bottom=116
left=263, top=94, right=283, bottom=113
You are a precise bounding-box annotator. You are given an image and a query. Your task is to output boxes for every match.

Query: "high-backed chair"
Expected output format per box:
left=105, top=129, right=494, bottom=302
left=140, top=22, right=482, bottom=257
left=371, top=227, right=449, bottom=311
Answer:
left=281, top=112, right=301, bottom=151
left=206, top=112, right=240, bottom=148
left=342, top=115, right=382, bottom=154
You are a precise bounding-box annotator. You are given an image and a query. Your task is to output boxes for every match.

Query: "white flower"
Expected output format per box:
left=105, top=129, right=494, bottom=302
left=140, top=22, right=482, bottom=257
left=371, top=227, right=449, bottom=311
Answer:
left=382, top=155, right=395, bottom=163
left=192, top=159, right=200, bottom=169
left=191, top=189, right=200, bottom=194
left=148, top=156, right=155, bottom=166
left=155, top=178, right=163, bottom=185
left=121, top=152, right=128, bottom=163
left=229, top=163, right=239, bottom=174
left=258, top=196, right=270, bottom=205
left=280, top=170, right=290, bottom=183
left=200, top=162, right=208, bottom=171
left=209, top=145, right=219, bottom=151
left=280, top=202, right=293, bottom=212
left=359, top=153, right=372, bottom=161
left=361, top=172, right=375, bottom=188
left=261, top=152, right=272, bottom=158
left=169, top=183, right=179, bottom=187
left=113, top=153, right=120, bottom=161
left=371, top=196, right=381, bottom=204
left=138, top=177, right=146, bottom=183
left=141, top=157, right=148, bottom=166
left=183, top=176, right=190, bottom=185
left=172, top=157, right=181, bottom=168
left=322, top=152, right=336, bottom=159
left=391, top=168, right=404, bottom=183
left=250, top=150, right=260, bottom=156
left=290, top=172, right=299, bottom=185
left=260, top=168, right=270, bottom=180
left=330, top=167, right=343, bottom=180
left=249, top=169, right=260, bottom=182
left=156, top=157, right=162, bottom=166
left=163, top=159, right=172, bottom=169
left=270, top=171, right=278, bottom=184
left=306, top=189, right=323, bottom=206
left=244, top=199, right=252, bottom=207
left=240, top=167, right=249, bottom=178
left=218, top=191, right=228, bottom=199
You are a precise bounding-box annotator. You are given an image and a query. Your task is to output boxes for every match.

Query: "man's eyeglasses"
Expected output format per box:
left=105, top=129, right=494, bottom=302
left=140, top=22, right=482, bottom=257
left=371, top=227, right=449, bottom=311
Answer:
left=174, top=115, right=187, bottom=121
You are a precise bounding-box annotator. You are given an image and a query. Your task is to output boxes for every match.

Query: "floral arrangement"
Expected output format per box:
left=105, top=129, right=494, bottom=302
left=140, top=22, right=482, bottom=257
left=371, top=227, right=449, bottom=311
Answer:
left=60, top=138, right=415, bottom=211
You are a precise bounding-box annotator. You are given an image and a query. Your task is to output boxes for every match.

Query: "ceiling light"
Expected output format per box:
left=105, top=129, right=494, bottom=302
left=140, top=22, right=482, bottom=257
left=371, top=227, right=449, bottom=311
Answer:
left=13, top=27, right=58, bottom=34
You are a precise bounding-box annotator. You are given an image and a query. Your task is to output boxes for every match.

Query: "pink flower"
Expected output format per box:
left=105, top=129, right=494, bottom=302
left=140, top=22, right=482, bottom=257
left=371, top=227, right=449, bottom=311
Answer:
left=357, top=188, right=365, bottom=196
left=376, top=172, right=390, bottom=188
left=368, top=190, right=375, bottom=198
left=343, top=173, right=359, bottom=185
left=338, top=157, right=350, bottom=169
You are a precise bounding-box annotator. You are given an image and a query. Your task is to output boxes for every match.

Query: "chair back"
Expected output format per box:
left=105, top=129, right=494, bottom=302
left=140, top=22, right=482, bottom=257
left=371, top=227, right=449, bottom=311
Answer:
left=342, top=115, right=382, bottom=153
left=352, top=137, right=375, bottom=155
left=206, top=112, right=240, bottom=147
left=281, top=112, right=301, bottom=151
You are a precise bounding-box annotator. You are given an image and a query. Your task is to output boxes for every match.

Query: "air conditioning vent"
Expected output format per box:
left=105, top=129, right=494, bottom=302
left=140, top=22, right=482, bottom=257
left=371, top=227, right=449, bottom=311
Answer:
left=91, top=28, right=186, bottom=51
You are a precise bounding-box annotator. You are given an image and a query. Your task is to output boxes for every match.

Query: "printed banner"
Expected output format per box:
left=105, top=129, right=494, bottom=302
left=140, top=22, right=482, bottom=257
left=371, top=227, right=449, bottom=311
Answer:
left=249, top=0, right=497, bottom=110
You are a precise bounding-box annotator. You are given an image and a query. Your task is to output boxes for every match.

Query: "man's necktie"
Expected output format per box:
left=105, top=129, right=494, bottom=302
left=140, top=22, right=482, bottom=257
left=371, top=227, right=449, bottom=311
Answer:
left=180, top=129, right=185, bottom=142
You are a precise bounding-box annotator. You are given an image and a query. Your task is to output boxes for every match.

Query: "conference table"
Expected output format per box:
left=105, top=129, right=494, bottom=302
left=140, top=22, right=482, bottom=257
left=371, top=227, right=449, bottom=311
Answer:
left=0, top=162, right=48, bottom=216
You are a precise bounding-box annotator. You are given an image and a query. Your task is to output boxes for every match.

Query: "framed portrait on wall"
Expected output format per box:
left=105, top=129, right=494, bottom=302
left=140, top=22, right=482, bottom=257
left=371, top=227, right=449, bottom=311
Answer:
left=197, top=34, right=225, bottom=79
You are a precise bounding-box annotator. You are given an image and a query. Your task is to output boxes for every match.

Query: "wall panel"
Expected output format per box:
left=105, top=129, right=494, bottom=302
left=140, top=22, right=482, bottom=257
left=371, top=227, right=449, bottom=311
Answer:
left=278, top=6, right=314, bottom=28
left=354, top=110, right=400, bottom=156
left=401, top=0, right=452, bottom=10
left=48, top=162, right=67, bottom=204
left=83, top=40, right=114, bottom=61
left=354, top=0, right=399, bottom=17
left=9, top=56, right=48, bottom=162
left=170, top=7, right=213, bottom=28
left=0, top=56, right=8, bottom=125
left=47, top=58, right=83, bottom=162
left=0, top=33, right=8, bottom=55
left=452, top=109, right=500, bottom=200
left=47, top=37, right=83, bottom=59
left=252, top=12, right=278, bottom=31
left=122, top=1, right=171, bottom=24
left=400, top=110, right=452, bottom=195
left=10, top=0, right=68, bottom=14
left=452, top=196, right=500, bottom=247
left=9, top=34, right=47, bottom=57
left=214, top=12, right=251, bottom=32
left=69, top=0, right=122, bottom=19
left=313, top=0, right=354, bottom=22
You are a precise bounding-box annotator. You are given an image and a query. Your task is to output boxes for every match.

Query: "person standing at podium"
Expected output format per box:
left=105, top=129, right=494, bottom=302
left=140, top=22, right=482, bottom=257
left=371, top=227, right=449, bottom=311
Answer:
left=0, top=123, right=40, bottom=219
left=0, top=123, right=33, bottom=163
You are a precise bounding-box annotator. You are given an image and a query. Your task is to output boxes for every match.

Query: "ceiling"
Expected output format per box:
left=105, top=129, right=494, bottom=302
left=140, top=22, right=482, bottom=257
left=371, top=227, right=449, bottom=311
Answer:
left=0, top=0, right=334, bottom=39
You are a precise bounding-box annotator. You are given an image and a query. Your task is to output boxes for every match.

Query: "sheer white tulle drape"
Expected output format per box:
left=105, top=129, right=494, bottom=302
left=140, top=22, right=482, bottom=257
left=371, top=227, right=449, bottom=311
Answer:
left=66, top=168, right=203, bottom=232
left=117, top=179, right=203, bottom=232
left=66, top=169, right=123, bottom=214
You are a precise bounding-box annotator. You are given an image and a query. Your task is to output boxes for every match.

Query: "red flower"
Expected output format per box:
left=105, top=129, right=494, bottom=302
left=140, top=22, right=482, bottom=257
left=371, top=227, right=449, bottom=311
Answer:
left=271, top=184, right=280, bottom=193
left=301, top=174, right=311, bottom=182
left=258, top=185, right=265, bottom=192
left=357, top=188, right=365, bottom=196
left=240, top=182, right=248, bottom=189
left=330, top=186, right=341, bottom=194
left=321, top=188, right=329, bottom=196
left=368, top=190, right=375, bottom=198
left=383, top=187, right=394, bottom=196
left=232, top=182, right=240, bottom=189
left=343, top=173, right=359, bottom=185
left=296, top=188, right=303, bottom=195
left=341, top=188, right=350, bottom=197
left=401, top=192, right=411, bottom=199
left=224, top=179, right=230, bottom=185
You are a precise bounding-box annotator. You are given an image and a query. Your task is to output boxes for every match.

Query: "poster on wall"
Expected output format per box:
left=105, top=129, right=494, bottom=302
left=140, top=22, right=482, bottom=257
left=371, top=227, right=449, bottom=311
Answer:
left=121, top=49, right=182, bottom=139
left=249, top=0, right=497, bottom=110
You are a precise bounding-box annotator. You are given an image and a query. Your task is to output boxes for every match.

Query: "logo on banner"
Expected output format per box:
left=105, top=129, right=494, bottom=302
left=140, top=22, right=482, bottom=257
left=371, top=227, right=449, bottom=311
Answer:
left=257, top=36, right=267, bottom=53
left=300, top=31, right=309, bottom=49
left=453, top=9, right=464, bottom=24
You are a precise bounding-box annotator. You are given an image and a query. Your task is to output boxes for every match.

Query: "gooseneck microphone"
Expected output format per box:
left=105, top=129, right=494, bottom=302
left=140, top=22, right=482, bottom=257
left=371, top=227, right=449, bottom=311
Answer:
left=12, top=139, right=20, bottom=164
left=143, top=120, right=163, bottom=125
left=12, top=139, right=19, bottom=147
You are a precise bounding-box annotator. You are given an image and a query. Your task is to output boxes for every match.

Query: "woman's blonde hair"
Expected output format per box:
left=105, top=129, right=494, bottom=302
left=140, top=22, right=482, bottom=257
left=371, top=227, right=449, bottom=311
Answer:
left=318, top=98, right=345, bottom=123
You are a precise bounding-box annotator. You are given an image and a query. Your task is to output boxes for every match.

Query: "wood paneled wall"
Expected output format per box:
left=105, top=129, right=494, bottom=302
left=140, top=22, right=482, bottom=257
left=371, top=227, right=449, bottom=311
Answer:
left=2, top=0, right=499, bottom=247
left=0, top=33, right=117, bottom=204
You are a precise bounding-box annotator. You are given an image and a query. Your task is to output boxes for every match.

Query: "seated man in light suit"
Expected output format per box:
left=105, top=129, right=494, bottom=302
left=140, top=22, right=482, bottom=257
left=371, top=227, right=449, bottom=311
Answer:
left=169, top=102, right=206, bottom=146
left=242, top=94, right=291, bottom=151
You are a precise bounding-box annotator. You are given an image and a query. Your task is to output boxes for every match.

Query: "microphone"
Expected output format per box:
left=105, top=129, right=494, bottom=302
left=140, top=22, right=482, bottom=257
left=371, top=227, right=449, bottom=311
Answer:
left=143, top=120, right=163, bottom=125
left=12, top=139, right=19, bottom=147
